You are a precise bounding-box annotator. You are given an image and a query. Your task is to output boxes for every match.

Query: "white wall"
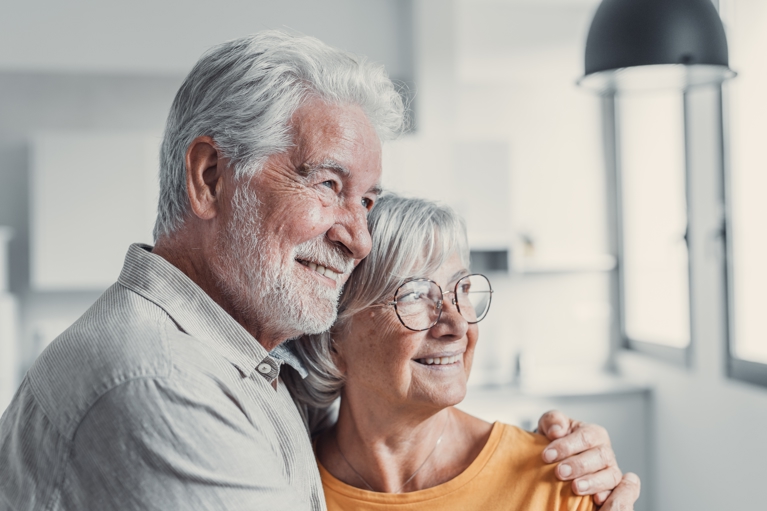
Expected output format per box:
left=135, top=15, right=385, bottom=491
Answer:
left=621, top=351, right=767, bottom=510
left=0, top=72, right=184, bottom=370
left=0, top=0, right=413, bottom=79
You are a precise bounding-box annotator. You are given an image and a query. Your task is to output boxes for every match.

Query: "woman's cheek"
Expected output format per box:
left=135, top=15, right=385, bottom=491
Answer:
left=463, top=325, right=480, bottom=377
left=350, top=314, right=400, bottom=373
left=361, top=318, right=414, bottom=387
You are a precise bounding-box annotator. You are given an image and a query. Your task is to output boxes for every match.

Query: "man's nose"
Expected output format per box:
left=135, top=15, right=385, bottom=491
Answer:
left=326, top=203, right=372, bottom=260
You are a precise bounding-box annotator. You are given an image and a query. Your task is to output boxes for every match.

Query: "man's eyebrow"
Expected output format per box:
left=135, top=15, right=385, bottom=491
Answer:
left=299, top=159, right=350, bottom=178
left=369, top=184, right=384, bottom=196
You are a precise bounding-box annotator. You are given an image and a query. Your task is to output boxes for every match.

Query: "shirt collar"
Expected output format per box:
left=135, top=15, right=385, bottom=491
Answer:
left=117, top=243, right=307, bottom=380
left=270, top=340, right=309, bottom=379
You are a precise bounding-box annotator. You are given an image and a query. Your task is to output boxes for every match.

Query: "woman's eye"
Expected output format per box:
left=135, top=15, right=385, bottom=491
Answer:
left=361, top=197, right=373, bottom=209
left=399, top=291, right=425, bottom=303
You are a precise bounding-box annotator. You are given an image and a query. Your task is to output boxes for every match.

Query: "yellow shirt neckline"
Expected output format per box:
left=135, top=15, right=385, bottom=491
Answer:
left=318, top=421, right=505, bottom=504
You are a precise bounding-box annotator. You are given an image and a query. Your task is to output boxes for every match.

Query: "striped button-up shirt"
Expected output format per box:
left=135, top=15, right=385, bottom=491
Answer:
left=0, top=244, right=326, bottom=511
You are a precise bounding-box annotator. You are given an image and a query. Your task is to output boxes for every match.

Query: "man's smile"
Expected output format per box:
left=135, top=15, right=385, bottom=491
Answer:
left=297, top=258, right=344, bottom=282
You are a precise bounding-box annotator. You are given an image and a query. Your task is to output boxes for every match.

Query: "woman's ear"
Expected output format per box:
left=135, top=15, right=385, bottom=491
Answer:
left=330, top=337, right=348, bottom=375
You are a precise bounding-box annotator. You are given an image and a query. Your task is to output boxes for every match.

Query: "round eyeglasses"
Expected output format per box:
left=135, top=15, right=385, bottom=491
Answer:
left=388, top=274, right=493, bottom=332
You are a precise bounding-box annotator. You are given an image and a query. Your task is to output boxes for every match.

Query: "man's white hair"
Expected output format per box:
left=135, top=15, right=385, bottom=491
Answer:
left=154, top=30, right=406, bottom=239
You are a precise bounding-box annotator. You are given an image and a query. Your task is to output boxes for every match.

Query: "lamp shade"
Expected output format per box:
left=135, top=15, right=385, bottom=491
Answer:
left=578, top=0, right=735, bottom=93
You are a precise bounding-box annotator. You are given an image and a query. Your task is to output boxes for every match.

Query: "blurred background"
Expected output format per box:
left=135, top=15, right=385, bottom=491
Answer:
left=0, top=0, right=765, bottom=509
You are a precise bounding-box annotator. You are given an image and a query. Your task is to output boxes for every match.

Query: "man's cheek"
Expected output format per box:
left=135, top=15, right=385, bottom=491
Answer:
left=300, top=204, right=336, bottom=238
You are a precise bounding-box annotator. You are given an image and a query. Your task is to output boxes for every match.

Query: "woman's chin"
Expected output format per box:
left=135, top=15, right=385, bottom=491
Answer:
left=408, top=360, right=470, bottom=408
left=412, top=384, right=467, bottom=411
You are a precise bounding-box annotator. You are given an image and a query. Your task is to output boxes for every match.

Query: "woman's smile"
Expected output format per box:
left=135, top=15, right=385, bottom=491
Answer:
left=413, top=352, right=465, bottom=367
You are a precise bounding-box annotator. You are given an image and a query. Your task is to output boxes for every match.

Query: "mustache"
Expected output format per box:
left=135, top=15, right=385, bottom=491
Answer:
left=293, top=237, right=355, bottom=275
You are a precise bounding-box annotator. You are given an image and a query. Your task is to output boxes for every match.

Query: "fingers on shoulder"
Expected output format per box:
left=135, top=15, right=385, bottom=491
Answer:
left=596, top=473, right=642, bottom=511
left=538, top=409, right=570, bottom=437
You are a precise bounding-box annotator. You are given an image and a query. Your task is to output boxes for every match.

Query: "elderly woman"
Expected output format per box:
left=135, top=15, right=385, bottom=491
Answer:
left=285, top=194, right=598, bottom=510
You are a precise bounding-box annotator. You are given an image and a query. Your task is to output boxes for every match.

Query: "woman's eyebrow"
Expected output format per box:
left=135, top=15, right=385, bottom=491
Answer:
left=447, top=269, right=470, bottom=284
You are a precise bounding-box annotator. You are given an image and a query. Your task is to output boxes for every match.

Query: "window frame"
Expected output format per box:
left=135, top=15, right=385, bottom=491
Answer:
left=720, top=0, right=767, bottom=388
left=604, top=93, right=693, bottom=367
left=722, top=83, right=767, bottom=388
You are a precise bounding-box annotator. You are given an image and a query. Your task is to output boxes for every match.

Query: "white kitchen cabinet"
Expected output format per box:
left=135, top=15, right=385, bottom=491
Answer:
left=460, top=377, right=651, bottom=511
left=0, top=227, right=17, bottom=411
left=0, top=294, right=18, bottom=411
left=0, top=227, right=11, bottom=293
left=30, top=132, right=161, bottom=290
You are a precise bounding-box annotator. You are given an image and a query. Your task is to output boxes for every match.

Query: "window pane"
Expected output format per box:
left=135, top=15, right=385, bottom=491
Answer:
left=618, top=92, right=691, bottom=348
left=726, top=0, right=767, bottom=364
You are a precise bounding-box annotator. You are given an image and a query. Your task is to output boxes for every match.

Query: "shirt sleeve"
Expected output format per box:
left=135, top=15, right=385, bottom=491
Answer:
left=64, top=374, right=311, bottom=511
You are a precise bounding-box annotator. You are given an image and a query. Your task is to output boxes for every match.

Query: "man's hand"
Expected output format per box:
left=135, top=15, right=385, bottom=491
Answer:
left=597, top=473, right=641, bottom=511
left=537, top=410, right=641, bottom=510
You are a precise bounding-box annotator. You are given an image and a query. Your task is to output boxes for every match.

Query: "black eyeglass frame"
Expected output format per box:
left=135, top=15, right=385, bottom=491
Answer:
left=387, top=273, right=494, bottom=332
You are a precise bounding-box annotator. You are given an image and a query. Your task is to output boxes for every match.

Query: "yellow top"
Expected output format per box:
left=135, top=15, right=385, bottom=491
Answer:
left=319, top=422, right=596, bottom=511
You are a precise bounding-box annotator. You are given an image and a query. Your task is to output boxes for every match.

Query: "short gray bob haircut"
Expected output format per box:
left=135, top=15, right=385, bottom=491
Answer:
left=283, top=194, right=470, bottom=409
left=154, top=30, right=406, bottom=239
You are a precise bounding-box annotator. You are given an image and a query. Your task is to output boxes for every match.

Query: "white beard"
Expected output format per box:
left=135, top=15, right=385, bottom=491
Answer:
left=210, top=185, right=354, bottom=340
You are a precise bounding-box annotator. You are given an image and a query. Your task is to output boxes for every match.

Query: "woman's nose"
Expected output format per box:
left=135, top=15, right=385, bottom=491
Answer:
left=432, top=296, right=469, bottom=339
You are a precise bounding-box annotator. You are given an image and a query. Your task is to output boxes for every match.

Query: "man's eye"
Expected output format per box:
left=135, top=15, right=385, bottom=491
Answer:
left=361, top=197, right=373, bottom=209
left=321, top=180, right=335, bottom=189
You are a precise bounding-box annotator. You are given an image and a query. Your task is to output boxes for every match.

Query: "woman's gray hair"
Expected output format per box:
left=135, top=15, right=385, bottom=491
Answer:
left=154, top=30, right=406, bottom=239
left=283, top=194, right=470, bottom=409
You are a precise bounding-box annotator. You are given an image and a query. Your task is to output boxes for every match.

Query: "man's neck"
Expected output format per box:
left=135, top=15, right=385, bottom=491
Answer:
left=152, top=235, right=289, bottom=351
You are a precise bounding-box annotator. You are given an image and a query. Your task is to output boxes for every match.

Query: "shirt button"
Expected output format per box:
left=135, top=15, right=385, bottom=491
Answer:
left=257, top=363, right=272, bottom=374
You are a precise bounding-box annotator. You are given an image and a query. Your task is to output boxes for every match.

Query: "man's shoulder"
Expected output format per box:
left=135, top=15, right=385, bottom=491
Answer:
left=26, top=282, right=208, bottom=439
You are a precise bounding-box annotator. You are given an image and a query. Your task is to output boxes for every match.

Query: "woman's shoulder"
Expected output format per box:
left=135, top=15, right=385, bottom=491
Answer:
left=483, top=423, right=597, bottom=511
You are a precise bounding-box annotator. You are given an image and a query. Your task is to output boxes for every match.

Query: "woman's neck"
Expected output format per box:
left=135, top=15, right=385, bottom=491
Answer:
left=316, top=392, right=492, bottom=493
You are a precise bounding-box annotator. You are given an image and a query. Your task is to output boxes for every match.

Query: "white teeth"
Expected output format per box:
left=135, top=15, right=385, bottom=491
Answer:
left=419, top=355, right=461, bottom=366
left=300, top=261, right=341, bottom=281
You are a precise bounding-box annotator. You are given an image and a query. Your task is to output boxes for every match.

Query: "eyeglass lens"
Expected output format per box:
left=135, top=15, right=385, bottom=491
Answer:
left=393, top=274, right=492, bottom=331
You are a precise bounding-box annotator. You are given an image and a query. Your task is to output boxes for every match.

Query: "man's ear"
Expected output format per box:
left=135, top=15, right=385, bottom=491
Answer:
left=185, top=136, right=227, bottom=221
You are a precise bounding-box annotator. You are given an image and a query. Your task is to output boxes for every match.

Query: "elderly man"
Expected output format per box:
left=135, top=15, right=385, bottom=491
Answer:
left=0, top=32, right=639, bottom=510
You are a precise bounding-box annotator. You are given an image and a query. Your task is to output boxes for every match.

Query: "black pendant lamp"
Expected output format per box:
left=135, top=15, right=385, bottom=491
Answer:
left=578, top=0, right=736, bottom=93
